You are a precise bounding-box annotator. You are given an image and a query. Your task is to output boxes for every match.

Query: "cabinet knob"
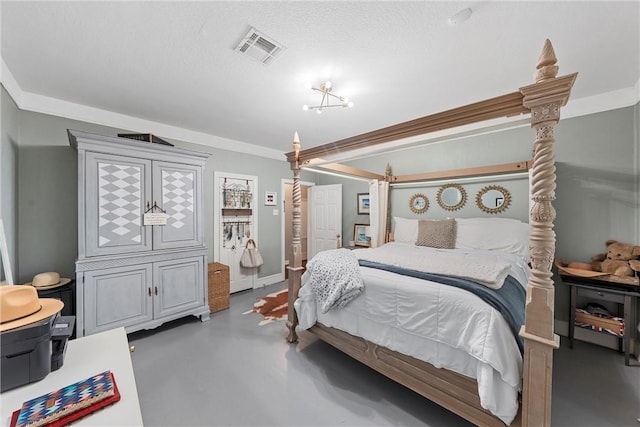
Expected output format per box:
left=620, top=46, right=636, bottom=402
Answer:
left=148, top=287, right=151, bottom=296
left=155, top=287, right=158, bottom=296
left=597, top=292, right=604, bottom=297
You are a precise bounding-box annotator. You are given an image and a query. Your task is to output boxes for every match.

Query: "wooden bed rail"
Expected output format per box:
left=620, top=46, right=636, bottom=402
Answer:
left=287, top=39, right=577, bottom=427
left=391, top=160, right=531, bottom=184
left=285, top=91, right=529, bottom=165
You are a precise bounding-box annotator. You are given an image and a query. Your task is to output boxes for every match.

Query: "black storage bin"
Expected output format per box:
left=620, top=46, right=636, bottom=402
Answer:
left=1, top=316, right=54, bottom=392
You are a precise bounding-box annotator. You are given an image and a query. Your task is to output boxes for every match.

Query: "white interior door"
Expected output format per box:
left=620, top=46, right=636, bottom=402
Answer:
left=308, top=184, right=342, bottom=260
left=214, top=172, right=257, bottom=293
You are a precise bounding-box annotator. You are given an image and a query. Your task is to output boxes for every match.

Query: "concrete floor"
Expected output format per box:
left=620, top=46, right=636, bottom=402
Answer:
left=128, top=283, right=640, bottom=426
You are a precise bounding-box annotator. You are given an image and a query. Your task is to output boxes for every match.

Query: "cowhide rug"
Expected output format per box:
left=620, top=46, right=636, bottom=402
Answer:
left=244, top=288, right=288, bottom=325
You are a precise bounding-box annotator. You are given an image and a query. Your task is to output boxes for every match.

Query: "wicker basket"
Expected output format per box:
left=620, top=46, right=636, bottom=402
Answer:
left=208, top=262, right=230, bottom=313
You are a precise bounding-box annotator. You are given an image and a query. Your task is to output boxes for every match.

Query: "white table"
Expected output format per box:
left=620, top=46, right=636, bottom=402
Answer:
left=1, top=327, right=143, bottom=426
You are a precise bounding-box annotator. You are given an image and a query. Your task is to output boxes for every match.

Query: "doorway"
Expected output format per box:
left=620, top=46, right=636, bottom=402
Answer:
left=307, top=184, right=342, bottom=260
left=214, top=172, right=258, bottom=293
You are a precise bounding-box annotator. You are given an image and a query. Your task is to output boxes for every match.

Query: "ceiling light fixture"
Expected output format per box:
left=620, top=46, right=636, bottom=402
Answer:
left=302, top=81, right=354, bottom=114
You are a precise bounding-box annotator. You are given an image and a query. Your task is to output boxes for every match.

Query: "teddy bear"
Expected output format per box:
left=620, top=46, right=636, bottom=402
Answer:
left=591, top=240, right=640, bottom=277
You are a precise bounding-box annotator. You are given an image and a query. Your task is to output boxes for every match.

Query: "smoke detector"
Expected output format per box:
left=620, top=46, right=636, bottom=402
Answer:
left=235, top=27, right=286, bottom=65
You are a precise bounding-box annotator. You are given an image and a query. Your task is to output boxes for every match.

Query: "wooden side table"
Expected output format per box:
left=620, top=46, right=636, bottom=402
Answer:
left=559, top=273, right=639, bottom=365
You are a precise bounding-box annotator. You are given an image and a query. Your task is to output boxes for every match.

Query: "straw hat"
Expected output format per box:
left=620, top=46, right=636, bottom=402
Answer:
left=24, top=272, right=71, bottom=290
left=0, top=285, right=64, bottom=332
left=554, top=260, right=608, bottom=278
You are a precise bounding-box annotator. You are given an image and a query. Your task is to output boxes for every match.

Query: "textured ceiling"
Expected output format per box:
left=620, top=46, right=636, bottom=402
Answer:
left=1, top=1, right=639, bottom=156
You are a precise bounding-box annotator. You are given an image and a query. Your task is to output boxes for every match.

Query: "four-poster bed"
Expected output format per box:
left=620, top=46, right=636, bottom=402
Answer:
left=285, top=40, right=577, bottom=426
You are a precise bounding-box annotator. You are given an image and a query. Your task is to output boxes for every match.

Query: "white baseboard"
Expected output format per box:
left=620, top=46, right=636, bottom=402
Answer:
left=256, top=273, right=284, bottom=288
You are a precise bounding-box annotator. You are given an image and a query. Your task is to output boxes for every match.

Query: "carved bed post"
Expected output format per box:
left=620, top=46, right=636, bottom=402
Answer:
left=384, top=164, right=392, bottom=242
left=519, top=39, right=576, bottom=426
left=287, top=132, right=303, bottom=342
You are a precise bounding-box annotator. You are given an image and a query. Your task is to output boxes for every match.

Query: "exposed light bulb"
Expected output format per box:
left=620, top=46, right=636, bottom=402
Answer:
left=303, top=80, right=353, bottom=113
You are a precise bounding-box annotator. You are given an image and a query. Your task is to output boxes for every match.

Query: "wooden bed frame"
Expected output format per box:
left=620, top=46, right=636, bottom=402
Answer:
left=285, top=40, right=577, bottom=426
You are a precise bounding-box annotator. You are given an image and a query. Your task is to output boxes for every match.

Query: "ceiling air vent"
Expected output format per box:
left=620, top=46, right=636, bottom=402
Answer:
left=234, top=27, right=286, bottom=65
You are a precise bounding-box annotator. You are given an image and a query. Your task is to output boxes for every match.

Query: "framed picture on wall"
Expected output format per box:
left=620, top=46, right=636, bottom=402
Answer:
left=357, top=193, right=370, bottom=215
left=353, top=224, right=371, bottom=247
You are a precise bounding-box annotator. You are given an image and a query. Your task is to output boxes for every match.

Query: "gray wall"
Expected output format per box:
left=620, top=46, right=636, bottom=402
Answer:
left=343, top=106, right=640, bottom=321
left=3, top=84, right=639, bottom=324
left=9, top=100, right=319, bottom=284
left=17, top=146, right=77, bottom=281
left=1, top=86, right=20, bottom=283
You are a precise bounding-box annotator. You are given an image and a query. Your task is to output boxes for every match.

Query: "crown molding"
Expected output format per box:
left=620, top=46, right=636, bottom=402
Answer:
left=562, top=81, right=640, bottom=119
left=1, top=56, right=638, bottom=162
left=0, top=58, right=284, bottom=161
left=1, top=58, right=22, bottom=106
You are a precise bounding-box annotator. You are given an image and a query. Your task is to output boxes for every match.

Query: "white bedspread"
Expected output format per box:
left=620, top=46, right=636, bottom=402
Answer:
left=294, top=244, right=530, bottom=425
left=356, top=242, right=513, bottom=288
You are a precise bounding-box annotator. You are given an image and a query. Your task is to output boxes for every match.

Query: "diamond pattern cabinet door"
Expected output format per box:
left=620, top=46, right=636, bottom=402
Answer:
left=152, top=162, right=203, bottom=250
left=85, top=152, right=152, bottom=257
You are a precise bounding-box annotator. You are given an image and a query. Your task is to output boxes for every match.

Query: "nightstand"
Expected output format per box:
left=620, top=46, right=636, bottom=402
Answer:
left=559, top=273, right=639, bottom=365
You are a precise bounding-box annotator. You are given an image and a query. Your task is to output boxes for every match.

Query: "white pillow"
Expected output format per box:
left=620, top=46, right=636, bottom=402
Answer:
left=455, top=217, right=530, bottom=261
left=393, top=217, right=418, bottom=244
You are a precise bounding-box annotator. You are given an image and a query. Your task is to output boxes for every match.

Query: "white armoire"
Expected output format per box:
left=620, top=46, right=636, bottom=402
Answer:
left=69, top=130, right=210, bottom=337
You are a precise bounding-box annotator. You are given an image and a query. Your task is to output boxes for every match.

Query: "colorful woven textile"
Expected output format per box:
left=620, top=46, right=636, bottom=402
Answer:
left=12, top=371, right=118, bottom=427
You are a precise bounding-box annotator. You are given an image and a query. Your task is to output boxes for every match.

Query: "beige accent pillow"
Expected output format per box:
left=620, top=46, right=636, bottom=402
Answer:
left=415, top=218, right=457, bottom=249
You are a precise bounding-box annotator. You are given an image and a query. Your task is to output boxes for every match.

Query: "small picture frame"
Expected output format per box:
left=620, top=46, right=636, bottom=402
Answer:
left=265, top=191, right=277, bottom=206
left=357, top=193, right=370, bottom=215
left=353, top=224, right=371, bottom=247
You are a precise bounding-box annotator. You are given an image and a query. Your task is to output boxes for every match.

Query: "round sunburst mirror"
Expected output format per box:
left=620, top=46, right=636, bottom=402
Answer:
left=475, top=185, right=512, bottom=214
left=436, top=183, right=467, bottom=211
left=409, top=193, right=429, bottom=214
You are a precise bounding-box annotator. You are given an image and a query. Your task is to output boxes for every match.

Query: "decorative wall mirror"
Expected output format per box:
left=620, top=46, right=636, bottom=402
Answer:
left=436, top=183, right=467, bottom=211
left=409, top=193, right=429, bottom=214
left=475, top=185, right=512, bottom=214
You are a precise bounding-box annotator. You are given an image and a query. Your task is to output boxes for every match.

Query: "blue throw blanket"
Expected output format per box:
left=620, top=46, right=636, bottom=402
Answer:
left=358, top=260, right=526, bottom=354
